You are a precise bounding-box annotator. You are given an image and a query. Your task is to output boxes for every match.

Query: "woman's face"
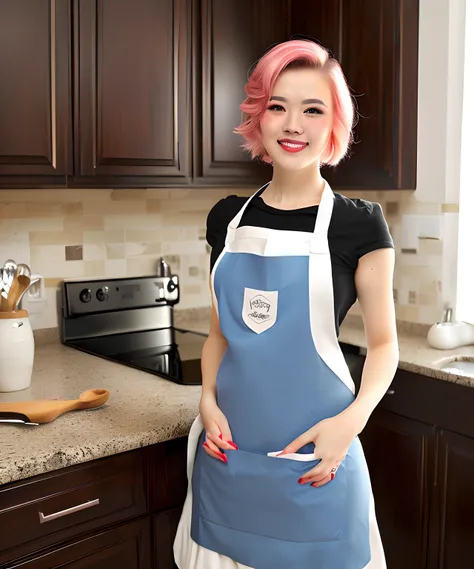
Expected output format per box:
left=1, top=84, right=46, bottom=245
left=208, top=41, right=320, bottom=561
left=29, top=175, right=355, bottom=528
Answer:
left=260, top=67, right=333, bottom=171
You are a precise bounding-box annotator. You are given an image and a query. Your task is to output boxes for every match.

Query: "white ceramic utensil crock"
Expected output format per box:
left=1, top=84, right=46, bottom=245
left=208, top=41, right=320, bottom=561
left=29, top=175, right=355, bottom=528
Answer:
left=0, top=310, right=34, bottom=392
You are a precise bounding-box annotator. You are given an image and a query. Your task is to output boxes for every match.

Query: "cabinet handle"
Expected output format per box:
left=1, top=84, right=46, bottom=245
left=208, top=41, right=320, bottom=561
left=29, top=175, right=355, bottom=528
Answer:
left=38, top=498, right=100, bottom=524
left=50, top=0, right=57, bottom=170
left=386, top=389, right=395, bottom=395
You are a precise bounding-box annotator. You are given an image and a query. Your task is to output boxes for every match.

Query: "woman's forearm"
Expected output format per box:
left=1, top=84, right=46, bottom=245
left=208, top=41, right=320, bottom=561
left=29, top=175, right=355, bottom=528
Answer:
left=343, top=341, right=399, bottom=434
left=200, top=334, right=228, bottom=404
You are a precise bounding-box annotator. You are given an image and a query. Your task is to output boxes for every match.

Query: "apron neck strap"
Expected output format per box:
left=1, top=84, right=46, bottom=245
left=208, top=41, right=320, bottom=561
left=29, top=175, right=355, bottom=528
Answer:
left=226, top=182, right=270, bottom=244
left=225, top=180, right=335, bottom=246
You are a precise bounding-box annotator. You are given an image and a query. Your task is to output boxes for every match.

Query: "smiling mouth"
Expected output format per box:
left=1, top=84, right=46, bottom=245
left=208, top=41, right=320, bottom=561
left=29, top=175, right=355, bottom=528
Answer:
left=277, top=140, right=308, bottom=153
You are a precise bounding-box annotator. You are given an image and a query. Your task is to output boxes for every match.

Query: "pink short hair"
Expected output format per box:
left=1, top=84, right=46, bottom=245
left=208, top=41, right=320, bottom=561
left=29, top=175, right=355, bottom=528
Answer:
left=234, top=40, right=355, bottom=166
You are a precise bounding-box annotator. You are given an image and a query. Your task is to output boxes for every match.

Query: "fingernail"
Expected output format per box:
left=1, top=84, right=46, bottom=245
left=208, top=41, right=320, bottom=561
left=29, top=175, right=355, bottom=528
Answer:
left=330, top=473, right=335, bottom=481
left=203, top=442, right=209, bottom=449
left=219, top=434, right=223, bottom=439
left=221, top=453, right=228, bottom=463
left=228, top=441, right=238, bottom=449
left=311, top=482, right=318, bottom=488
left=298, top=477, right=307, bottom=484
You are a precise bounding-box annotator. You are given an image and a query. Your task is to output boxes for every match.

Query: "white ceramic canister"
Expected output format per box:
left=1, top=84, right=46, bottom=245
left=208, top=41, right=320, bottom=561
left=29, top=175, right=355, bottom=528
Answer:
left=0, top=310, right=34, bottom=392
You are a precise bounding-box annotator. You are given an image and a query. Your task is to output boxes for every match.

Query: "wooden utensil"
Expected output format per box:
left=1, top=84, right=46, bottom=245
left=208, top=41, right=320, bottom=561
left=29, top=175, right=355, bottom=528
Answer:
left=0, top=389, right=110, bottom=424
left=12, top=274, right=31, bottom=311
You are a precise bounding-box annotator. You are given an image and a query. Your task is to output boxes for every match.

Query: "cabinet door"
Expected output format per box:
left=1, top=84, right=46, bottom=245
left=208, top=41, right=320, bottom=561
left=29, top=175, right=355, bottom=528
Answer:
left=292, top=0, right=419, bottom=190
left=74, top=0, right=191, bottom=187
left=359, top=409, right=435, bottom=569
left=0, top=0, right=71, bottom=188
left=5, top=518, right=151, bottom=569
left=428, top=430, right=474, bottom=569
left=153, top=509, right=181, bottom=569
left=194, top=0, right=290, bottom=186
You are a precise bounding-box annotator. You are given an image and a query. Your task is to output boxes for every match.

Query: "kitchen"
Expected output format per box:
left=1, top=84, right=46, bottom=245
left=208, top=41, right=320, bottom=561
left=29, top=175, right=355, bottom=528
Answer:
left=0, top=0, right=473, bottom=568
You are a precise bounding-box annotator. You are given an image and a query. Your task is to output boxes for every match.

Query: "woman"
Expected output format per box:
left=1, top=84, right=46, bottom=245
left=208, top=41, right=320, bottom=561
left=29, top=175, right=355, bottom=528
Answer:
left=174, top=39, right=399, bottom=569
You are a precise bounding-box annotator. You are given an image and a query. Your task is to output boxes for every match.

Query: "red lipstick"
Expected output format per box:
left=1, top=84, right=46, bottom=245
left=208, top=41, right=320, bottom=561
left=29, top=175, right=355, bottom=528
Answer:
left=278, top=139, right=308, bottom=153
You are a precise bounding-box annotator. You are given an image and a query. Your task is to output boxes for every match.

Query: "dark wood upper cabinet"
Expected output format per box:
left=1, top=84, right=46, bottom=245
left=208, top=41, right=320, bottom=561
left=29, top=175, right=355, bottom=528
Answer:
left=0, top=0, right=419, bottom=190
left=192, top=0, right=288, bottom=186
left=293, top=0, right=419, bottom=190
left=197, top=0, right=419, bottom=190
left=0, top=0, right=72, bottom=188
left=72, top=0, right=192, bottom=187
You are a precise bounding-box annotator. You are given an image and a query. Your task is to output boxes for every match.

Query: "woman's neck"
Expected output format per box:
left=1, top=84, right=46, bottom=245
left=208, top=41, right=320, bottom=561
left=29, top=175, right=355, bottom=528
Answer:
left=262, top=164, right=325, bottom=210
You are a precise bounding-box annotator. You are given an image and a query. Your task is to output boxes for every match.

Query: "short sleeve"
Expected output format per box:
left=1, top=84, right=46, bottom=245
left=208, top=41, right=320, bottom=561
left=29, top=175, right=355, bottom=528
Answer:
left=205, top=198, right=226, bottom=249
left=205, top=196, right=242, bottom=272
left=353, top=201, right=394, bottom=260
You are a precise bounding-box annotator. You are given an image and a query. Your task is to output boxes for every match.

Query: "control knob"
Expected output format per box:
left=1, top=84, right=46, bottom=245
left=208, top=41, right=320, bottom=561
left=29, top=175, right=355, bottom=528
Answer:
left=79, top=288, right=92, bottom=303
left=96, top=286, right=109, bottom=302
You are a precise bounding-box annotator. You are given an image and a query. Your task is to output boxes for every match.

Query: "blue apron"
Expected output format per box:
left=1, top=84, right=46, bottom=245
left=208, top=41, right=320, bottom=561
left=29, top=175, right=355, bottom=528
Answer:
left=186, top=181, right=382, bottom=569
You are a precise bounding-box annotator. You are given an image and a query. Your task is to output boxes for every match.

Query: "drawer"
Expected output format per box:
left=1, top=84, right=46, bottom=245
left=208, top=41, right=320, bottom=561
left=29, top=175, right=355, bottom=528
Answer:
left=4, top=517, right=151, bottom=569
left=0, top=448, right=146, bottom=565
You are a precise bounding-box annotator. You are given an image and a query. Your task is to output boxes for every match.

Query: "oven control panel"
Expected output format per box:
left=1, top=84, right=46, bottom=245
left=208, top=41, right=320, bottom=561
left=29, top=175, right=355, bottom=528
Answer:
left=62, top=275, right=180, bottom=316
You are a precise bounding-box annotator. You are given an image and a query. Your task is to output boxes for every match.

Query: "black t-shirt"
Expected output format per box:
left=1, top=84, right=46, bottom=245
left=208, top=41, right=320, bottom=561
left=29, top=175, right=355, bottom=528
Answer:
left=206, top=189, right=394, bottom=336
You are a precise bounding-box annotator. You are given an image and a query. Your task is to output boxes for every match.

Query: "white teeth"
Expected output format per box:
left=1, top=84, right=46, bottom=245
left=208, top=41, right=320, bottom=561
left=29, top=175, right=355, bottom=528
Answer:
left=280, top=141, right=305, bottom=149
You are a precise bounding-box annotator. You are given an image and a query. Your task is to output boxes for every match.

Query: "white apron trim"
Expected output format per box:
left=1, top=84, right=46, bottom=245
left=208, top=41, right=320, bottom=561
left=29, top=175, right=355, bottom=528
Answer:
left=308, top=186, right=355, bottom=394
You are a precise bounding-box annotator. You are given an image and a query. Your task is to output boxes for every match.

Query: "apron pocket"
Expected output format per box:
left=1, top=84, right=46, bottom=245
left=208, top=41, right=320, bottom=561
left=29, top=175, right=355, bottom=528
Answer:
left=199, top=448, right=347, bottom=543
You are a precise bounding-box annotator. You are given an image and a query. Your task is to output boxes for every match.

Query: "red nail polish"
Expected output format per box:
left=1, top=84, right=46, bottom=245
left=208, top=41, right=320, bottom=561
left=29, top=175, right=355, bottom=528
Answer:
left=330, top=473, right=335, bottom=480
left=298, top=477, right=306, bottom=484
left=203, top=442, right=209, bottom=449
left=228, top=441, right=238, bottom=449
left=221, top=454, right=228, bottom=463
left=219, top=434, right=223, bottom=439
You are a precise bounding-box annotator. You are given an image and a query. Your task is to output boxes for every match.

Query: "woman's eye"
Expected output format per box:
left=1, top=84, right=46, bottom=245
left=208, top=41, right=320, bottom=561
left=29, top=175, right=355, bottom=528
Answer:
left=267, top=104, right=285, bottom=111
left=305, top=107, right=324, bottom=115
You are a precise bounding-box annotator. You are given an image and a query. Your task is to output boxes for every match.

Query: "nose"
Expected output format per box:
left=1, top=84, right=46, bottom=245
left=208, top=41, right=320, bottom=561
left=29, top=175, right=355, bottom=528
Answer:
left=283, top=110, right=303, bottom=135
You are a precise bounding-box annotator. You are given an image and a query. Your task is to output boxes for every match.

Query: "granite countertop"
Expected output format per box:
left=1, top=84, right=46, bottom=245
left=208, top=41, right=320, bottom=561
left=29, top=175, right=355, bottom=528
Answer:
left=338, top=319, right=474, bottom=388
left=1, top=311, right=473, bottom=487
left=0, top=339, right=201, bottom=486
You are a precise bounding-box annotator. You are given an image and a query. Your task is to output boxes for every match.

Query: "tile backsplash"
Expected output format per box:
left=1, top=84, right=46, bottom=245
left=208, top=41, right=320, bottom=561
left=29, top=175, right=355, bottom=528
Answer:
left=0, top=186, right=454, bottom=330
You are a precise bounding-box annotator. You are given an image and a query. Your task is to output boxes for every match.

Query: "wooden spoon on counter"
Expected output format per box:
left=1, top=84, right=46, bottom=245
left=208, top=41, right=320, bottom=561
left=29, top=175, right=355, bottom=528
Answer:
left=0, top=389, right=110, bottom=424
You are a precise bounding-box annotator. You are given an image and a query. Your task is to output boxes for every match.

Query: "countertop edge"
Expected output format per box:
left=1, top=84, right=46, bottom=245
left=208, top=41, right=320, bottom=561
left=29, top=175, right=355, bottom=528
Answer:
left=0, top=419, right=195, bottom=487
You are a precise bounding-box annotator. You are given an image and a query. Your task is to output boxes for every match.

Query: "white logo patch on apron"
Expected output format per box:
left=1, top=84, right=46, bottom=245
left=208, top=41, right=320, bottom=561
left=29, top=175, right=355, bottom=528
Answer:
left=242, top=287, right=278, bottom=334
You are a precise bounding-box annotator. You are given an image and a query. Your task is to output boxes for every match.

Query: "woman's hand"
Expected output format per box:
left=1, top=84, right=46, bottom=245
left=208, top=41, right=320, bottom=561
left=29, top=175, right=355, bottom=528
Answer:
left=278, top=412, right=360, bottom=488
left=200, top=394, right=238, bottom=463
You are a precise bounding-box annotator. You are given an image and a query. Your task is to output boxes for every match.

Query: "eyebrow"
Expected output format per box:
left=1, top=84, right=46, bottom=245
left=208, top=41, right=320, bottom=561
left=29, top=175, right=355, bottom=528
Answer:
left=269, top=96, right=327, bottom=107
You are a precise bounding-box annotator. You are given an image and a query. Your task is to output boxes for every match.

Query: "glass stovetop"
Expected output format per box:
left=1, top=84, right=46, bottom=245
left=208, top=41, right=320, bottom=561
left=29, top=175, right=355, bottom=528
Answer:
left=65, top=328, right=205, bottom=385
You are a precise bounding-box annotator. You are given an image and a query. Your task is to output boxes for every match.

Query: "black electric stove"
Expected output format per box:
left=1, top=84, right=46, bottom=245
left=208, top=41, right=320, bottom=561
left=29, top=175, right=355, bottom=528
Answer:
left=60, top=275, right=205, bottom=385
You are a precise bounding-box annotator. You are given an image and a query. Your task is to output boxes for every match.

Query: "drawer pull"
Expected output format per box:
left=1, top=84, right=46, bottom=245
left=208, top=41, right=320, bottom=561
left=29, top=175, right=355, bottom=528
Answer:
left=38, top=498, right=100, bottom=524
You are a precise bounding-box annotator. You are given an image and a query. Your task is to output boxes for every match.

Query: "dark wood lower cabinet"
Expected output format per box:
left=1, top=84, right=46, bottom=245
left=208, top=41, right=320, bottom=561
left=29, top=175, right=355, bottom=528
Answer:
left=6, top=518, right=151, bottom=569
left=428, top=430, right=474, bottom=569
left=355, top=364, right=474, bottom=569
left=153, top=509, right=181, bottom=569
left=0, top=439, right=187, bottom=569
left=360, top=409, right=434, bottom=569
